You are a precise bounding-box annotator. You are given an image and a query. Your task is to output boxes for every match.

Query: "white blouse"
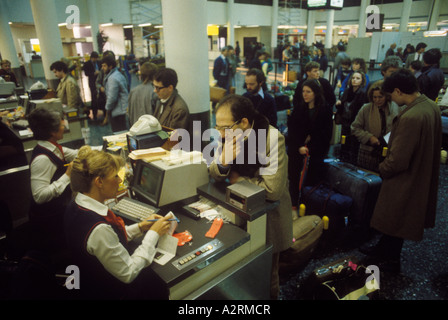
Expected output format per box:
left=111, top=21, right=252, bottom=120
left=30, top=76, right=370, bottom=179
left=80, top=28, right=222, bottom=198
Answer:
left=30, top=140, right=78, bottom=204
left=74, top=192, right=160, bottom=284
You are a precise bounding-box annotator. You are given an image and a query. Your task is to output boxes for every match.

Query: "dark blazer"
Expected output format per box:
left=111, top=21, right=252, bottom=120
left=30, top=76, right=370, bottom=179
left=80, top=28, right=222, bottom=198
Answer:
left=335, top=87, right=368, bottom=134
left=418, top=65, right=445, bottom=101
left=83, top=60, right=101, bottom=88
left=213, top=56, right=229, bottom=91
left=243, top=91, right=278, bottom=128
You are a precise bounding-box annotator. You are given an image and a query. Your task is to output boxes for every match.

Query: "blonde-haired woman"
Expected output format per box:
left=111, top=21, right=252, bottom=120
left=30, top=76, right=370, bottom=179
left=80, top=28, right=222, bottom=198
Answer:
left=65, top=146, right=171, bottom=299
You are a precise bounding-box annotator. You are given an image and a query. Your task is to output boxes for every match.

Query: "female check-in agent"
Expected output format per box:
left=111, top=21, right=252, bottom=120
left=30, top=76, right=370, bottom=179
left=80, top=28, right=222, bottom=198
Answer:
left=28, top=108, right=78, bottom=255
left=64, top=146, right=171, bottom=299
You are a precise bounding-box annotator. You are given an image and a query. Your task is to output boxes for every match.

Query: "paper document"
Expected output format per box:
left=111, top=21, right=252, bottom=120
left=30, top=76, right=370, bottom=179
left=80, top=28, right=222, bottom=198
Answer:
left=153, top=211, right=178, bottom=265
left=153, top=234, right=178, bottom=265
left=383, top=132, right=391, bottom=144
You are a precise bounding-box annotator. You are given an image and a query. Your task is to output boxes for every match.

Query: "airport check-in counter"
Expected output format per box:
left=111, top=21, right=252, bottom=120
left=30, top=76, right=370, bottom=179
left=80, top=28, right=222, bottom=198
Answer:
left=114, top=155, right=278, bottom=300
left=149, top=182, right=277, bottom=300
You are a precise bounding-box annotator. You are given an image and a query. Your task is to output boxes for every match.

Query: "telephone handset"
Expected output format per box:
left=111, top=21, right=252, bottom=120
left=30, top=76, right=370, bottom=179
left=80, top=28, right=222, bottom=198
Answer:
left=129, top=115, right=162, bottom=136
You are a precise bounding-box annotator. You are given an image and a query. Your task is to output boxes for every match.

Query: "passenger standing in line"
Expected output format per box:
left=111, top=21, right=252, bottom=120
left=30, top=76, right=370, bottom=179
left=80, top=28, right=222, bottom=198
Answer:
left=404, top=42, right=427, bottom=69
left=227, top=45, right=238, bottom=88
left=293, top=61, right=336, bottom=111
left=82, top=51, right=101, bottom=121
left=243, top=68, right=277, bottom=128
left=127, top=62, right=158, bottom=126
left=417, top=48, right=444, bottom=101
left=213, top=46, right=230, bottom=93
left=362, top=69, right=442, bottom=273
left=335, top=71, right=368, bottom=164
left=312, top=47, right=328, bottom=78
left=288, top=79, right=333, bottom=209
left=209, top=94, right=292, bottom=300
left=50, top=60, right=84, bottom=114
left=351, top=80, right=399, bottom=172
left=101, top=55, right=129, bottom=133
left=152, top=68, right=190, bottom=131
left=339, top=58, right=370, bottom=97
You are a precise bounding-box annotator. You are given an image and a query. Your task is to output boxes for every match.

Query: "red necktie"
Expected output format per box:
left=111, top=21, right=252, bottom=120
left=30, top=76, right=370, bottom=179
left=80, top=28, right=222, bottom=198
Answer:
left=48, top=140, right=65, bottom=162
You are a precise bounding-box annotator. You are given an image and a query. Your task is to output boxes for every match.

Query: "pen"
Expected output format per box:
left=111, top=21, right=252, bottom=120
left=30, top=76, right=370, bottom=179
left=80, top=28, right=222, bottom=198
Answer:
left=145, top=218, right=179, bottom=222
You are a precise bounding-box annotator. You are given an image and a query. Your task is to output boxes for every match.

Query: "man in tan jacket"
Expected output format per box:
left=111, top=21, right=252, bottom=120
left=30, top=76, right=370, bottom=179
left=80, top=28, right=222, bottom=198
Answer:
left=209, top=94, right=292, bottom=299
left=50, top=60, right=84, bottom=113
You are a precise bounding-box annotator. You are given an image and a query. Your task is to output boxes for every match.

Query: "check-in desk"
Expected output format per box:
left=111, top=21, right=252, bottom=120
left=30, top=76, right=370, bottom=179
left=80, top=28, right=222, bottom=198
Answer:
left=13, top=114, right=88, bottom=151
left=123, top=180, right=277, bottom=300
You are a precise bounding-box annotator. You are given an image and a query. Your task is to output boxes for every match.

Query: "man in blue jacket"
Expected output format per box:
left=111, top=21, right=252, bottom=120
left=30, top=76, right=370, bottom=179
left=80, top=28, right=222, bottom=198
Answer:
left=101, top=55, right=129, bottom=132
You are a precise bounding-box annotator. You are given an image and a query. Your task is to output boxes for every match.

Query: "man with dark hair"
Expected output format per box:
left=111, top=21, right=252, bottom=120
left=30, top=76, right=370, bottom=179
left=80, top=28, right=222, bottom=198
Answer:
left=50, top=60, right=84, bottom=113
left=293, top=61, right=336, bottom=110
left=418, top=48, right=444, bottom=101
left=213, top=46, right=230, bottom=92
left=404, top=42, right=427, bottom=68
left=82, top=51, right=101, bottom=120
left=243, top=68, right=277, bottom=127
left=152, top=68, right=190, bottom=130
left=209, top=94, right=292, bottom=299
left=361, top=69, right=442, bottom=273
left=101, top=55, right=129, bottom=132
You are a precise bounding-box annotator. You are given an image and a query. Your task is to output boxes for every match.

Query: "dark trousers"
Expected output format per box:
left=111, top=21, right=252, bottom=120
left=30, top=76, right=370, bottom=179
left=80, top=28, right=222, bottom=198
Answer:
left=374, top=234, right=404, bottom=261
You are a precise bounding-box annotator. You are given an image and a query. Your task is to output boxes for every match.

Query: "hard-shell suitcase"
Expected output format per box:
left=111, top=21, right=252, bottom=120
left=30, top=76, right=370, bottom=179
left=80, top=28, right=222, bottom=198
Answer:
left=301, top=183, right=353, bottom=236
left=323, top=160, right=382, bottom=243
left=279, top=215, right=323, bottom=275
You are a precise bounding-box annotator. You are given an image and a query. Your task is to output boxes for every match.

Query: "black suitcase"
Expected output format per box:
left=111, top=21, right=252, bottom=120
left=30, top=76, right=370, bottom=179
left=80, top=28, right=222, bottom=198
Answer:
left=274, top=93, right=291, bottom=111
left=323, top=160, right=382, bottom=243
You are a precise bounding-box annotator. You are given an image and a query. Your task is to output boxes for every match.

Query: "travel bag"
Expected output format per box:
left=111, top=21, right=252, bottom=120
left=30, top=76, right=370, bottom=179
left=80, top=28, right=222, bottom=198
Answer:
left=279, top=215, right=323, bottom=275
left=323, top=159, right=382, bottom=243
left=300, top=256, right=379, bottom=300
left=301, top=183, right=353, bottom=237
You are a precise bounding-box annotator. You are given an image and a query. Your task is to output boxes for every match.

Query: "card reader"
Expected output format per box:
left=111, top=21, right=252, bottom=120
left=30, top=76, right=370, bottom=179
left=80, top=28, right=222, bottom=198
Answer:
left=225, top=180, right=266, bottom=212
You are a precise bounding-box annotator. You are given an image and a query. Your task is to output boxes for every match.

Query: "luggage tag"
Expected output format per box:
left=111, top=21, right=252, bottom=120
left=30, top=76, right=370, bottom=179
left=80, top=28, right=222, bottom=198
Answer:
left=173, top=231, right=193, bottom=246
left=205, top=217, right=223, bottom=238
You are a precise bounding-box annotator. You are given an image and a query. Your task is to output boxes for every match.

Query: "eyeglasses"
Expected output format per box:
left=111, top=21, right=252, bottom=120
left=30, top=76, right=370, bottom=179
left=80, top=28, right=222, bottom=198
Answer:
left=154, top=84, right=168, bottom=91
left=215, top=119, right=241, bottom=131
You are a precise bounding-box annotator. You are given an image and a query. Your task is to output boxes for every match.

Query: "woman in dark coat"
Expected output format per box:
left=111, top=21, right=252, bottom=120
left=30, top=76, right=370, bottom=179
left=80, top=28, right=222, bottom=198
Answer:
left=288, top=79, right=333, bottom=208
left=335, top=71, right=368, bottom=164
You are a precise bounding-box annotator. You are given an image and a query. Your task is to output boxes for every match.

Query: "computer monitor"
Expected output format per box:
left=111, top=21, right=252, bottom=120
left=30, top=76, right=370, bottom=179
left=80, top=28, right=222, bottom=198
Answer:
left=131, top=158, right=209, bottom=208
left=0, top=82, right=15, bottom=98
left=127, top=132, right=169, bottom=152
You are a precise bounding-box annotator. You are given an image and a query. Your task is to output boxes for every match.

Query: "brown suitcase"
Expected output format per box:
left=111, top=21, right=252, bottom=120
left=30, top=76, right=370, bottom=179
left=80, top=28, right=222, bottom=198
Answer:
left=279, top=215, right=323, bottom=274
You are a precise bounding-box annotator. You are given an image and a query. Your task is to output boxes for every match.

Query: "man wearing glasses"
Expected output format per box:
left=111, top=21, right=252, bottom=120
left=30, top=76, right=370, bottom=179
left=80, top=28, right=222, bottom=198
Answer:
left=152, top=68, right=190, bottom=131
left=209, top=94, right=292, bottom=300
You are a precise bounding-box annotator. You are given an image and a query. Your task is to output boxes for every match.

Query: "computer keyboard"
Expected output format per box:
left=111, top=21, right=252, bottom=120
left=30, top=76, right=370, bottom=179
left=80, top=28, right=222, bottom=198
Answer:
left=111, top=197, right=159, bottom=222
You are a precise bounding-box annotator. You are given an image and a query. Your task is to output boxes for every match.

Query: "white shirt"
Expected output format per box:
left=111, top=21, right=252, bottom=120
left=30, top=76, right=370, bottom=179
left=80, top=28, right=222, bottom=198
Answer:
left=30, top=140, right=78, bottom=204
left=75, top=193, right=160, bottom=284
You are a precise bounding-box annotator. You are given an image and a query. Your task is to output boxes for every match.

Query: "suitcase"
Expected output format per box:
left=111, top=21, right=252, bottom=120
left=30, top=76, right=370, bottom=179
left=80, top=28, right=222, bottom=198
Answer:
left=323, top=160, right=382, bottom=243
left=301, top=183, right=353, bottom=237
left=279, top=215, right=323, bottom=275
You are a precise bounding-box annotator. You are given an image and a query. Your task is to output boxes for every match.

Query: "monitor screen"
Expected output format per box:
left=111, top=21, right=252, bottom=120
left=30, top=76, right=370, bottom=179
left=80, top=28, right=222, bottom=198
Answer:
left=127, top=135, right=138, bottom=152
left=132, top=161, right=164, bottom=207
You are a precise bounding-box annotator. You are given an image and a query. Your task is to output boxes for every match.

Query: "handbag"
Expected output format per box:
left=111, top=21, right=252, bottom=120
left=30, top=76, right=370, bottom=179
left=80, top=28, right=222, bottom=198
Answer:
left=302, top=256, right=380, bottom=300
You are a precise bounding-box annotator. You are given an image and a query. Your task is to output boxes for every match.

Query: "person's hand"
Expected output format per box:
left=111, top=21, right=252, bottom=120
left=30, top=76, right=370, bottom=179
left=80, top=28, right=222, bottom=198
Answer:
left=220, top=132, right=243, bottom=166
left=138, top=214, right=163, bottom=232
left=229, top=170, right=240, bottom=184
left=150, top=214, right=172, bottom=236
left=369, top=136, right=381, bottom=146
left=337, top=81, right=342, bottom=88
left=100, top=87, right=105, bottom=93
left=65, top=161, right=73, bottom=177
left=335, top=100, right=341, bottom=106
left=299, top=146, right=309, bottom=155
